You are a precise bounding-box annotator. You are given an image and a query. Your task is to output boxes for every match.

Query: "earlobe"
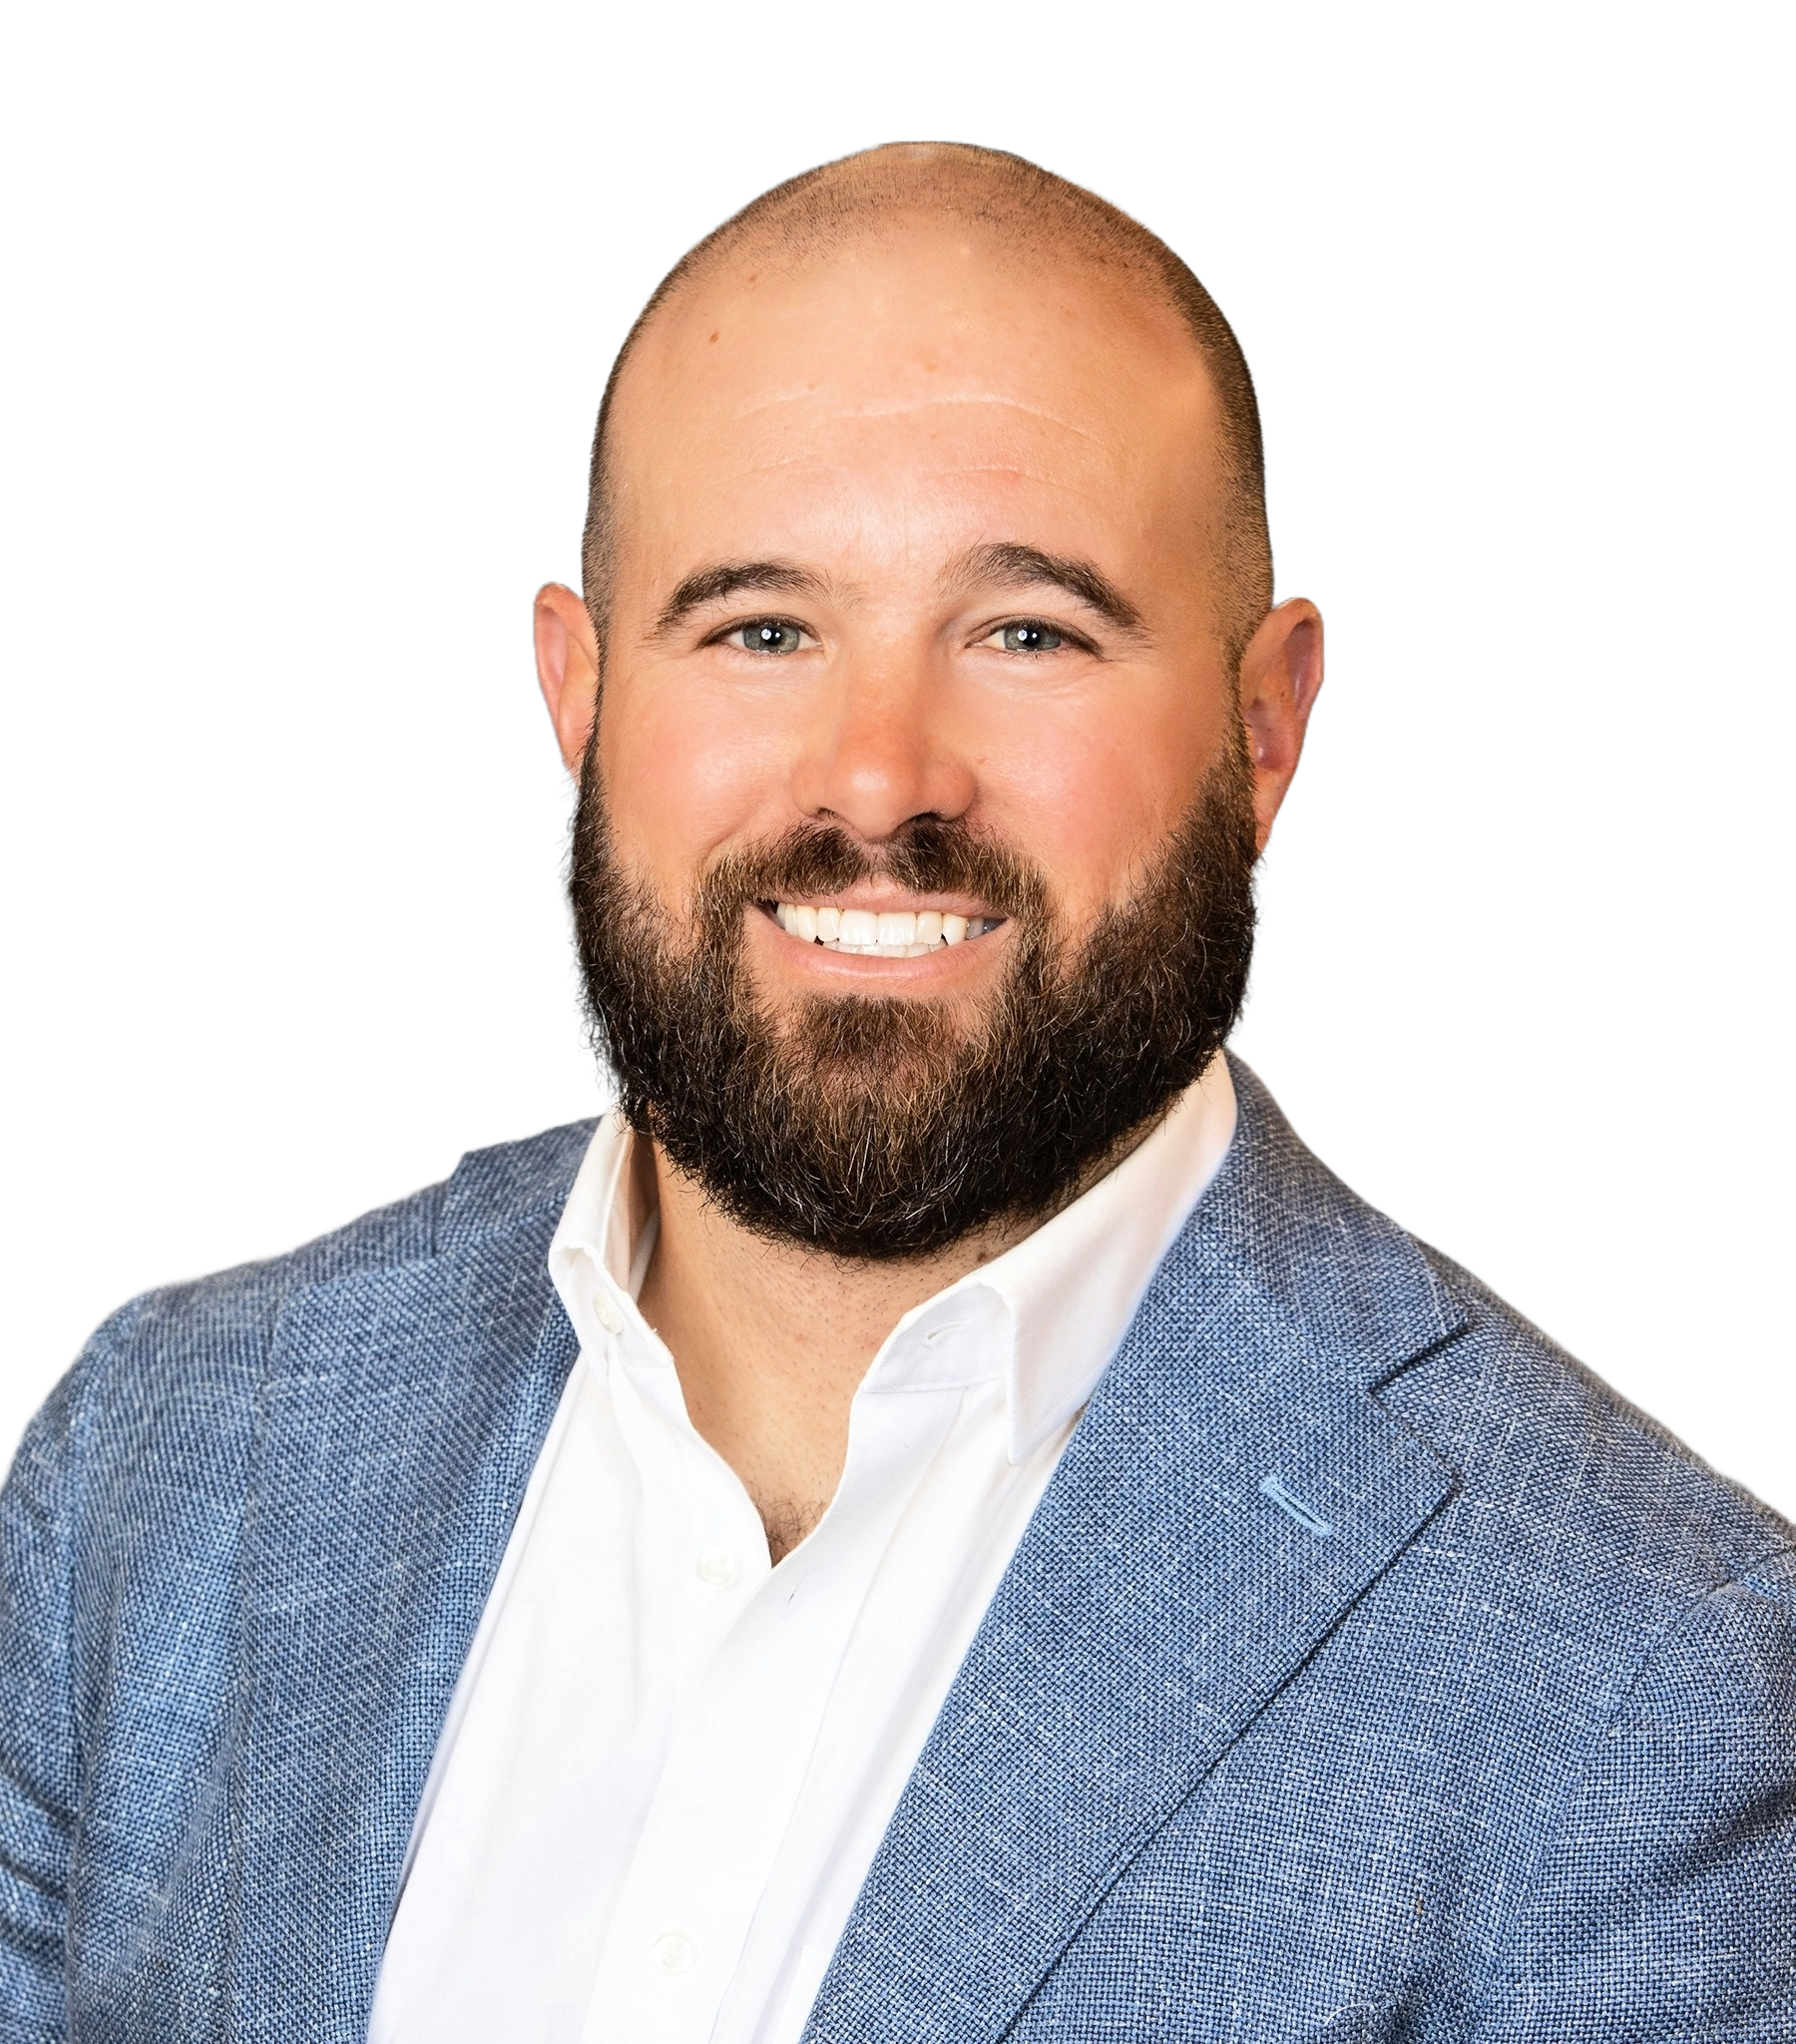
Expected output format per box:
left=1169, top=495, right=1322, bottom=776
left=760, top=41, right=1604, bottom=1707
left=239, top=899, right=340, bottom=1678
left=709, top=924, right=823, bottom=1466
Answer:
left=533, top=582, right=602, bottom=774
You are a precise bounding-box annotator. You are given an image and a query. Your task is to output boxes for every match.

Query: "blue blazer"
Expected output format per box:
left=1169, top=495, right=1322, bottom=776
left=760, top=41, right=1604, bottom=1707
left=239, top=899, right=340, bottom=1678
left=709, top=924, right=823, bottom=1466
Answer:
left=2, top=1061, right=1792, bottom=2041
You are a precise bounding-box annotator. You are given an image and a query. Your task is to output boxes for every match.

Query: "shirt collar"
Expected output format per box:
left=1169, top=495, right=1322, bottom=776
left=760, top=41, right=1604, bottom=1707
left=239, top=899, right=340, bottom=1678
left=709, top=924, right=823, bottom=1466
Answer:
left=546, top=1112, right=652, bottom=1372
left=549, top=1055, right=1236, bottom=1465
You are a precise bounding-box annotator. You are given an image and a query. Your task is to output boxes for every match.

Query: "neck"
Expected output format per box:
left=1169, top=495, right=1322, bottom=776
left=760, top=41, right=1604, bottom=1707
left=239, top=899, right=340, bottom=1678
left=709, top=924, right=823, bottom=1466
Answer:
left=632, top=1114, right=1168, bottom=1561
left=634, top=1137, right=1022, bottom=1561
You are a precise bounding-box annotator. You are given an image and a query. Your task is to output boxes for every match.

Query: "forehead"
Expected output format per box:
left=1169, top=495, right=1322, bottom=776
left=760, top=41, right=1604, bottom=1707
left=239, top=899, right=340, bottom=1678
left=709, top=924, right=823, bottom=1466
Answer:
left=605, top=224, right=1222, bottom=589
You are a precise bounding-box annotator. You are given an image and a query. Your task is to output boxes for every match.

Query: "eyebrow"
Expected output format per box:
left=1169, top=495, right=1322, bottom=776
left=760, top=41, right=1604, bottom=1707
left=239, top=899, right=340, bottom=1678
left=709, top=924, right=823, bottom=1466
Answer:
left=651, top=542, right=1145, bottom=640
left=945, top=541, right=1144, bottom=635
left=653, top=560, right=829, bottom=636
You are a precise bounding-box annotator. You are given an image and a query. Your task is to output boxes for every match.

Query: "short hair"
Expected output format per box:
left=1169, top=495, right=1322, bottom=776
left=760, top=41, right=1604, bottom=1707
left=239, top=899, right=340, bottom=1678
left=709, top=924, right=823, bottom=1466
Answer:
left=583, top=142, right=1272, bottom=663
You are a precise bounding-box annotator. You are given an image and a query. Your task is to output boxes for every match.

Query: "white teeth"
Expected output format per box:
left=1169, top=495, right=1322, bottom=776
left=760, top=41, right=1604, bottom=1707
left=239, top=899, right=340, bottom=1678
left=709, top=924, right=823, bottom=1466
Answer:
left=772, top=901, right=997, bottom=954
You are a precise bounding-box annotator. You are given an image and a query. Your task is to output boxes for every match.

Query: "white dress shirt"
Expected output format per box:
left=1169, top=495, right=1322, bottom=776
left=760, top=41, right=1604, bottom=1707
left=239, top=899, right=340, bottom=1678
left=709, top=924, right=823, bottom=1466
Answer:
left=368, top=1056, right=1236, bottom=2044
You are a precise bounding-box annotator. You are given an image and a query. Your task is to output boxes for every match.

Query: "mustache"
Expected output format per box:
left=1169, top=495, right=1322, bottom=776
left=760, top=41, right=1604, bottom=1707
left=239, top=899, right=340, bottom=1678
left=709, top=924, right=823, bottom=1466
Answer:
left=692, top=817, right=1050, bottom=925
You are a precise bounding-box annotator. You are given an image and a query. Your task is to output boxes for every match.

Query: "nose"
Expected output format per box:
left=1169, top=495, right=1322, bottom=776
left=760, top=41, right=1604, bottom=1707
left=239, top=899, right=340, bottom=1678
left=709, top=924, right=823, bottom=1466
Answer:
left=788, top=652, right=977, bottom=843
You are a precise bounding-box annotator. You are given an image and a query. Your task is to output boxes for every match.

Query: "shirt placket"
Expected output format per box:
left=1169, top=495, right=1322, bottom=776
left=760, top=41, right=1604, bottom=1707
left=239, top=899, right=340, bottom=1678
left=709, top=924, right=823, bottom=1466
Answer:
left=605, top=1326, right=770, bottom=1731
left=577, top=1353, right=976, bottom=2044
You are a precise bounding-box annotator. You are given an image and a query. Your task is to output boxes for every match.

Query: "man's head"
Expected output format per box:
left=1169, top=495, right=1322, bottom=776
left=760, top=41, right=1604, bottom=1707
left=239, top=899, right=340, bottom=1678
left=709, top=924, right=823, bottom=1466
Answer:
left=536, top=142, right=1323, bottom=1258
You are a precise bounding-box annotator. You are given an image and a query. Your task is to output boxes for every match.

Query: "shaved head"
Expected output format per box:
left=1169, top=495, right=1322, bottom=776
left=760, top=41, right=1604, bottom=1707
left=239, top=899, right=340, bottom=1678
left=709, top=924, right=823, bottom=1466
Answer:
left=536, top=142, right=1327, bottom=1267
left=583, top=142, right=1273, bottom=664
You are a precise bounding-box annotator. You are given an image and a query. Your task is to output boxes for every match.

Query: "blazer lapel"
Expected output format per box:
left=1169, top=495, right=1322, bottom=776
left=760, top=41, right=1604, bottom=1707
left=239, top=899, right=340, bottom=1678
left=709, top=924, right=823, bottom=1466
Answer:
left=225, top=1208, right=578, bottom=2042
left=805, top=1065, right=1467, bottom=2043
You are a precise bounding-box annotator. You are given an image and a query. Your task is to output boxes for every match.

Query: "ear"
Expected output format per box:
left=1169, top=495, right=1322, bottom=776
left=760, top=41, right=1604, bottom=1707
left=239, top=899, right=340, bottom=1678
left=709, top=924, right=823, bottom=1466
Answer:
left=534, top=582, right=602, bottom=775
left=1236, top=598, right=1324, bottom=852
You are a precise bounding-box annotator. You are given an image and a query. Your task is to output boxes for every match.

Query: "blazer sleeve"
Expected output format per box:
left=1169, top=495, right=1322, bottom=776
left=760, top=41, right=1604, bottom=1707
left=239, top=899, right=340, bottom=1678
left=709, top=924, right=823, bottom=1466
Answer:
left=0, top=1327, right=117, bottom=2044
left=1473, top=1553, right=1796, bottom=2041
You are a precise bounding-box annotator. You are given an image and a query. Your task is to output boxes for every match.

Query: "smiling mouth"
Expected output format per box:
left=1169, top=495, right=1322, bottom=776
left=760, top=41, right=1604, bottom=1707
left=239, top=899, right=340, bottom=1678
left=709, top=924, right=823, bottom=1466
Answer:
left=765, top=900, right=1006, bottom=957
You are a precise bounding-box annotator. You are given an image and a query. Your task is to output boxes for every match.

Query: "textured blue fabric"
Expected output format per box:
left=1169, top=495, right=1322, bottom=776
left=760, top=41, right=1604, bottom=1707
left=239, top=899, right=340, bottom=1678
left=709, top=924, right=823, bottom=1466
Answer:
left=1, top=1063, right=1790, bottom=2042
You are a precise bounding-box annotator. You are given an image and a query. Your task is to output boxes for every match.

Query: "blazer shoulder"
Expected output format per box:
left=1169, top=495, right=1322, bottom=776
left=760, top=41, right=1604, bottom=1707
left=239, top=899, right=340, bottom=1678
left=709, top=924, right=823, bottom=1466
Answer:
left=1219, top=1058, right=1790, bottom=1621
left=121, top=1114, right=596, bottom=1328
left=1389, top=1232, right=1794, bottom=1645
left=25, top=1117, right=599, bottom=1493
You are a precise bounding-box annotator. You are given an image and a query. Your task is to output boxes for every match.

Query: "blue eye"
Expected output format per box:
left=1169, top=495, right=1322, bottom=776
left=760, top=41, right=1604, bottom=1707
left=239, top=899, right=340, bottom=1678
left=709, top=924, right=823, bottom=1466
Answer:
left=737, top=620, right=805, bottom=655
left=998, top=622, right=1063, bottom=653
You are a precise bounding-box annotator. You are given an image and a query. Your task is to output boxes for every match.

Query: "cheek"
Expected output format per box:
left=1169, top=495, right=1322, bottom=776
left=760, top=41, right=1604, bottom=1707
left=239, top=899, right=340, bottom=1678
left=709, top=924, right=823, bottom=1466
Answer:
left=596, top=669, right=795, bottom=902
left=973, top=677, right=1224, bottom=915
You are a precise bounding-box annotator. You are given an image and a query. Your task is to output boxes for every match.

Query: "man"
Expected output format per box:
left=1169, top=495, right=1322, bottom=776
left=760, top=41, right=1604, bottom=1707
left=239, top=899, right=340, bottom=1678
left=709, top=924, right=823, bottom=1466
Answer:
left=1, top=141, right=1791, bottom=2044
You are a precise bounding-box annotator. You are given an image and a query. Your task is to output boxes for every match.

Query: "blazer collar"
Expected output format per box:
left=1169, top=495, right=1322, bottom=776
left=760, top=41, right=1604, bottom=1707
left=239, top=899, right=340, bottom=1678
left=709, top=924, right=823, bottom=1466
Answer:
left=804, top=1057, right=1469, bottom=2042
left=225, top=1196, right=578, bottom=2041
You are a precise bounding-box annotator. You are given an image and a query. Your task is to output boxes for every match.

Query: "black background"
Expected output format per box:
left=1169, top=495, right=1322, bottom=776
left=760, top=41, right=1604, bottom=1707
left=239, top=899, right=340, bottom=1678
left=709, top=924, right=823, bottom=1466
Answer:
left=14, top=119, right=1781, bottom=1512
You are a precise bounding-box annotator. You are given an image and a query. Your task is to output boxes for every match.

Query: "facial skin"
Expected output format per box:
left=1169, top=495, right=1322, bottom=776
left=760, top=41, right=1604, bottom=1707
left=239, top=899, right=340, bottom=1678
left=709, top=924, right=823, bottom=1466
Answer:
left=533, top=217, right=1324, bottom=1556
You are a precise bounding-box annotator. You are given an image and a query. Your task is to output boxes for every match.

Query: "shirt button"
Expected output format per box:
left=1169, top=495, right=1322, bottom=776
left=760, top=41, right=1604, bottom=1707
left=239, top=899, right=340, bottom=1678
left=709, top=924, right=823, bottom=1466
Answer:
left=593, top=1291, right=624, bottom=1335
left=694, top=1548, right=738, bottom=1588
left=651, top=1930, right=698, bottom=1977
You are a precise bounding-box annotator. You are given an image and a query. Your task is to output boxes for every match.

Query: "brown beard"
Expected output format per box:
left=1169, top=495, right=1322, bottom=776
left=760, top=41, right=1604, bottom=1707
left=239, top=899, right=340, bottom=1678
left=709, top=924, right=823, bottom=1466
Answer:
left=569, top=735, right=1259, bottom=1260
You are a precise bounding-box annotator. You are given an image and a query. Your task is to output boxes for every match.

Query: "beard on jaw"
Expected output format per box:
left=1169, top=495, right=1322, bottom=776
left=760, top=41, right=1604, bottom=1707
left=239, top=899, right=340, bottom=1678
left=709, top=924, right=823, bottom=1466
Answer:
left=569, top=734, right=1259, bottom=1261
